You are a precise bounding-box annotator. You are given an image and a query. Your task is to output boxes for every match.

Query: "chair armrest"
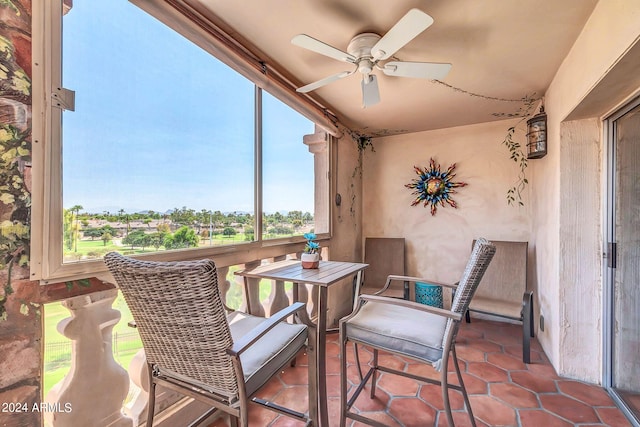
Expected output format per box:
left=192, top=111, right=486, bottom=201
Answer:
left=228, top=302, right=306, bottom=357
left=385, top=275, right=458, bottom=289
left=359, top=294, right=462, bottom=321
left=374, top=275, right=457, bottom=297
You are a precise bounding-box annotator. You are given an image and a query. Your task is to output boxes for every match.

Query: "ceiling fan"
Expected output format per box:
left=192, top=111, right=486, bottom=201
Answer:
left=291, top=9, right=451, bottom=108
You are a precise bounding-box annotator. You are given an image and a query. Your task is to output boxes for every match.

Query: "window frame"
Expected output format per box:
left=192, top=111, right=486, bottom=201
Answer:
left=30, top=0, right=331, bottom=283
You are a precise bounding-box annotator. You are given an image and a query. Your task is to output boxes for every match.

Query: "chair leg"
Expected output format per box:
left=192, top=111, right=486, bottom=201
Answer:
left=239, top=404, right=248, bottom=427
left=440, top=355, right=455, bottom=427
left=522, top=291, right=534, bottom=364
left=370, top=349, right=379, bottom=399
left=353, top=343, right=364, bottom=380
left=528, top=293, right=535, bottom=338
left=229, top=416, right=238, bottom=427
left=452, top=346, right=476, bottom=427
left=522, top=321, right=531, bottom=364
left=340, top=332, right=348, bottom=427
left=146, top=364, right=157, bottom=427
left=465, top=309, right=471, bottom=323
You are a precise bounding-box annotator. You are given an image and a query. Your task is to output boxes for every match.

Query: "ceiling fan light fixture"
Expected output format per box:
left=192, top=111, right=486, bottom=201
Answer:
left=358, top=59, right=374, bottom=75
left=361, top=74, right=380, bottom=108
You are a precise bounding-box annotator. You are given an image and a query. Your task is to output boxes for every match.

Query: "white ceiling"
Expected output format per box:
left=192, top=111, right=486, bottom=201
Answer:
left=190, top=0, right=598, bottom=136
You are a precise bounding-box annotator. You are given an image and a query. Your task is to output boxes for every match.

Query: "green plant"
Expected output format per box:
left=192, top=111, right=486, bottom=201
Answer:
left=493, top=95, right=537, bottom=206
left=431, top=79, right=540, bottom=206
left=303, top=233, right=319, bottom=254
left=502, top=126, right=528, bottom=206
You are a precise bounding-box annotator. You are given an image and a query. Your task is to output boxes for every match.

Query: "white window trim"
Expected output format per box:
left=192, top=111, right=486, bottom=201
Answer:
left=30, top=0, right=331, bottom=283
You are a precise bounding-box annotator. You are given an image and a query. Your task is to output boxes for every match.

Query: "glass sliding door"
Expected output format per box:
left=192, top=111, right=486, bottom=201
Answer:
left=607, top=98, right=640, bottom=425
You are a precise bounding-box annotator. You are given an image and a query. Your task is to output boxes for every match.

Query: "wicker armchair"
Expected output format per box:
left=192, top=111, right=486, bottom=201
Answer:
left=339, top=238, right=496, bottom=427
left=104, top=253, right=311, bottom=427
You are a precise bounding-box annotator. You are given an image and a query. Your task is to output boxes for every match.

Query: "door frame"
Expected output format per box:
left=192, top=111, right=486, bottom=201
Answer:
left=603, top=95, right=640, bottom=427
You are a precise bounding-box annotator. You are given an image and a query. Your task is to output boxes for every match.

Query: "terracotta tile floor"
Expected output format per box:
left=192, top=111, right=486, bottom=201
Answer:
left=207, top=319, right=632, bottom=426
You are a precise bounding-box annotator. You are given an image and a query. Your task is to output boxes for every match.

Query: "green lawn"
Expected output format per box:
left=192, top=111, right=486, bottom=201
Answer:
left=43, top=270, right=288, bottom=396
left=64, top=231, right=299, bottom=261
left=64, top=233, right=253, bottom=261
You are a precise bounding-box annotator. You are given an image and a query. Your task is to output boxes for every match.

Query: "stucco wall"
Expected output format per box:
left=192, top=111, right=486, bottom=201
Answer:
left=533, top=0, right=640, bottom=382
left=362, top=120, right=531, bottom=286
left=326, top=133, right=363, bottom=326
left=559, top=119, right=603, bottom=380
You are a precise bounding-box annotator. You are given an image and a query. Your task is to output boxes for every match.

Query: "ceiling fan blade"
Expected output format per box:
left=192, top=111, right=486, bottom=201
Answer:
left=291, top=34, right=356, bottom=63
left=296, top=70, right=354, bottom=93
left=371, top=9, right=434, bottom=61
left=382, top=61, right=452, bottom=79
left=361, top=74, right=380, bottom=108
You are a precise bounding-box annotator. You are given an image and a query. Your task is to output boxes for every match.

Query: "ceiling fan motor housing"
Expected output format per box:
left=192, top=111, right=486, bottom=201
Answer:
left=347, top=33, right=382, bottom=74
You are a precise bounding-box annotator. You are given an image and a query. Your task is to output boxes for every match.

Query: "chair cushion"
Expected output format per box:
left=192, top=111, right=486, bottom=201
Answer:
left=227, top=311, right=307, bottom=396
left=345, top=301, right=447, bottom=365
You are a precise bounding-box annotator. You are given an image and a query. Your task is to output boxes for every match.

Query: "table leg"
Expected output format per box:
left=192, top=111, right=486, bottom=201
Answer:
left=316, top=286, right=328, bottom=427
left=352, top=270, right=364, bottom=311
left=294, top=282, right=319, bottom=427
left=351, top=270, right=365, bottom=380
left=306, top=316, right=320, bottom=426
left=243, top=261, right=264, bottom=316
left=242, top=276, right=252, bottom=314
left=292, top=282, right=299, bottom=310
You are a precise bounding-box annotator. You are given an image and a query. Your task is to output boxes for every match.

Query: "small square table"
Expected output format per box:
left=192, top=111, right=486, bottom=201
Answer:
left=235, top=259, right=368, bottom=427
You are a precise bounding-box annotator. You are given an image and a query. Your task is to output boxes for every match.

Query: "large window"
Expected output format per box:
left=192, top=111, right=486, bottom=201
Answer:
left=32, top=0, right=329, bottom=281
left=262, top=92, right=316, bottom=240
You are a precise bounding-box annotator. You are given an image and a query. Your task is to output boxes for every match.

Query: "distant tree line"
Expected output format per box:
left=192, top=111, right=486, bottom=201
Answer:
left=63, top=206, right=314, bottom=252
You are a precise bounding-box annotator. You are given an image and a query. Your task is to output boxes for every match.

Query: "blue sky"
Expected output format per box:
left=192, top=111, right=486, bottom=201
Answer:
left=62, top=0, right=315, bottom=215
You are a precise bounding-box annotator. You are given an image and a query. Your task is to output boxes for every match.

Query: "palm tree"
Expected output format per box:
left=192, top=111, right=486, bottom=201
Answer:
left=69, top=204, right=83, bottom=252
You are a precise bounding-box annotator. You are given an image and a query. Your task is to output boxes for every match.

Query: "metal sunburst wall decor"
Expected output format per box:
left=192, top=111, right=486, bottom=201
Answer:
left=405, top=158, right=467, bottom=216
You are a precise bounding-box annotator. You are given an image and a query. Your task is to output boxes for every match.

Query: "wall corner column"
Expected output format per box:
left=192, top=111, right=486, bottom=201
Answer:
left=303, top=127, right=329, bottom=235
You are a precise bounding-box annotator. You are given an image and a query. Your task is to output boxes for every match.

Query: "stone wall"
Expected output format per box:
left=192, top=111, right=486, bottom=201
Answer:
left=0, top=1, right=42, bottom=426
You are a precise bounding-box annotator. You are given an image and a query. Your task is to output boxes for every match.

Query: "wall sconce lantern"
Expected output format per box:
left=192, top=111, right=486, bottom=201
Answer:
left=526, top=106, right=547, bottom=159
